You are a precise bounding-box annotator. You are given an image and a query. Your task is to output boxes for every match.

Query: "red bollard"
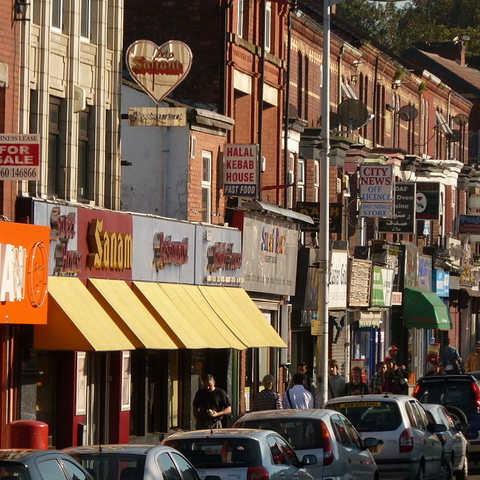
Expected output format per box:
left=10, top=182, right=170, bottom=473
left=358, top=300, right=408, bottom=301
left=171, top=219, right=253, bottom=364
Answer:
left=6, top=420, right=49, bottom=449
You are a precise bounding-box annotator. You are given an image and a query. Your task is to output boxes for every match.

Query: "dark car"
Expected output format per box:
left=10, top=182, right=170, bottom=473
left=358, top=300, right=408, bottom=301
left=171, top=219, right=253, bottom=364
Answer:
left=0, top=449, right=94, bottom=480
left=413, top=374, right=480, bottom=467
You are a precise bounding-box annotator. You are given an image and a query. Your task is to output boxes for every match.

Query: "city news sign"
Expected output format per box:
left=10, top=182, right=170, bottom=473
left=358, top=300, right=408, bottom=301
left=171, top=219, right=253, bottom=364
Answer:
left=359, top=164, right=394, bottom=218
left=223, top=144, right=258, bottom=197
left=0, top=134, right=40, bottom=181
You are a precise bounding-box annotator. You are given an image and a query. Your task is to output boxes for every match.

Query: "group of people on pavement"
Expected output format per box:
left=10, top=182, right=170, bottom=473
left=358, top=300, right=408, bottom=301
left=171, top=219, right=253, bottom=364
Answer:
left=191, top=339, right=480, bottom=430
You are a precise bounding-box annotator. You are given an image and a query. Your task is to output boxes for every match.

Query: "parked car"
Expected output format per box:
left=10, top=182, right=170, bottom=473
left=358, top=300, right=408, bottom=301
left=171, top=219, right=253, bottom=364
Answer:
left=0, top=449, right=94, bottom=480
left=231, top=408, right=380, bottom=480
left=422, top=403, right=468, bottom=480
left=63, top=444, right=219, bottom=480
left=325, top=394, right=447, bottom=480
left=162, top=428, right=316, bottom=480
left=413, top=374, right=480, bottom=467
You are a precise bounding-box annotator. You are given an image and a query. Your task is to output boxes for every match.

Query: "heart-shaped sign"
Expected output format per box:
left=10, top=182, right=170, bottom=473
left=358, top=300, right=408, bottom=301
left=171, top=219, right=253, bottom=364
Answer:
left=126, top=40, right=193, bottom=104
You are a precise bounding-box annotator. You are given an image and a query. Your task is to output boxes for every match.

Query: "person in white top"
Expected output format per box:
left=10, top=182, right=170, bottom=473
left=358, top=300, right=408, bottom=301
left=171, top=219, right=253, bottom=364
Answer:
left=282, top=372, right=313, bottom=409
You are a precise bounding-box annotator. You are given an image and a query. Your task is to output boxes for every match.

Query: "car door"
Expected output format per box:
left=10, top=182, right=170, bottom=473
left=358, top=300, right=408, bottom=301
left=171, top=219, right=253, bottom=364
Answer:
left=329, top=413, right=372, bottom=480
left=267, top=433, right=308, bottom=480
left=410, top=401, right=443, bottom=479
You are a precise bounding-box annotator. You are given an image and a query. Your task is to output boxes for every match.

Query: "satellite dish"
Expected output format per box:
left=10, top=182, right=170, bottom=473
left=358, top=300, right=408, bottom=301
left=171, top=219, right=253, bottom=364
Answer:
left=338, top=99, right=369, bottom=131
left=398, top=105, right=418, bottom=122
left=446, top=130, right=462, bottom=142
left=453, top=113, right=469, bottom=126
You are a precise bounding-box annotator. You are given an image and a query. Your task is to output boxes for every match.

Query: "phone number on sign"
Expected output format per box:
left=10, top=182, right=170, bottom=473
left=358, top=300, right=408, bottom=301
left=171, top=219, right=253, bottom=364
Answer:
left=0, top=167, right=38, bottom=180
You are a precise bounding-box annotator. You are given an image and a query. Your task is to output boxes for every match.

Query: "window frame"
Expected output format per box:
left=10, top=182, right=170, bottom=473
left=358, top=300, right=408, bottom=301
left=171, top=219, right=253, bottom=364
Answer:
left=201, top=150, right=212, bottom=223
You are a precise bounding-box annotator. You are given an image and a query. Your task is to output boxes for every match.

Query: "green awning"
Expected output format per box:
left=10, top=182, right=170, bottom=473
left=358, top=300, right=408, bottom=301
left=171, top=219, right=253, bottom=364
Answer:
left=403, top=287, right=452, bottom=330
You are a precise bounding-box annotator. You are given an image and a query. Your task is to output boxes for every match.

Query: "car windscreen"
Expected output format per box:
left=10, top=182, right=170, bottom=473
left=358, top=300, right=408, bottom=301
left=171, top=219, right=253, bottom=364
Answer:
left=415, top=381, right=476, bottom=415
left=233, top=419, right=323, bottom=450
left=0, top=463, right=29, bottom=480
left=68, top=453, right=146, bottom=480
left=327, top=400, right=402, bottom=432
left=163, top=438, right=261, bottom=468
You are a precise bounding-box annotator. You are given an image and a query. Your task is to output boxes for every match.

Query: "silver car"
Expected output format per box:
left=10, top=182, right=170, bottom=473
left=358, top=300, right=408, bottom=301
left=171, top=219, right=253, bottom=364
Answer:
left=63, top=444, right=219, bottom=480
left=423, top=403, right=469, bottom=480
left=162, top=428, right=316, bottom=480
left=232, top=409, right=379, bottom=480
left=325, top=394, right=448, bottom=480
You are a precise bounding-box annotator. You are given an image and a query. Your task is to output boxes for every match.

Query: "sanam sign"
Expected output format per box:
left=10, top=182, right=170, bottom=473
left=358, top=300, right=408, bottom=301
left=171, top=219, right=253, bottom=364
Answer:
left=223, top=144, right=258, bottom=197
left=0, top=134, right=40, bottom=181
left=359, top=164, right=394, bottom=218
left=126, top=40, right=193, bottom=104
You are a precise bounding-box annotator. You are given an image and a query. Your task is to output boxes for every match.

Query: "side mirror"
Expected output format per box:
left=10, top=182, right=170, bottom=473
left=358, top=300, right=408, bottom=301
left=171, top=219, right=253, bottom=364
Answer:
left=363, top=437, right=380, bottom=449
left=428, top=423, right=447, bottom=433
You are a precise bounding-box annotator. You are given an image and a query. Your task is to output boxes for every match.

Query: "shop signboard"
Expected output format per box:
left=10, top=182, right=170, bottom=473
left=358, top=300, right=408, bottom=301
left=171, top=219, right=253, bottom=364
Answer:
left=329, top=250, right=348, bottom=309
left=223, top=144, right=258, bottom=198
left=133, top=214, right=196, bottom=284
left=378, top=182, right=416, bottom=233
left=416, top=182, right=440, bottom=220
left=77, top=209, right=133, bottom=281
left=371, top=266, right=394, bottom=307
left=195, top=224, right=243, bottom=286
left=295, top=202, right=342, bottom=234
left=241, top=214, right=298, bottom=295
left=433, top=270, right=449, bottom=297
left=348, top=258, right=372, bottom=307
left=459, top=214, right=480, bottom=235
left=0, top=222, right=49, bottom=324
left=359, top=164, right=394, bottom=218
left=418, top=254, right=433, bottom=291
left=33, top=201, right=81, bottom=276
left=0, top=134, right=40, bottom=181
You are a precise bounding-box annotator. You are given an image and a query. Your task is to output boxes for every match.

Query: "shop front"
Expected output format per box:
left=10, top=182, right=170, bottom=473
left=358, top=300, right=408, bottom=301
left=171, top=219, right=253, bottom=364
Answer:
left=0, top=221, right=50, bottom=446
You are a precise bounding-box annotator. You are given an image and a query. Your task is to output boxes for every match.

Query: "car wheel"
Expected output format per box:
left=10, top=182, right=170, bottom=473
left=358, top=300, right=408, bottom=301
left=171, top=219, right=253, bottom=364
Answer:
left=454, top=455, right=468, bottom=480
left=416, top=463, right=425, bottom=480
left=445, top=406, right=468, bottom=425
left=441, top=459, right=453, bottom=480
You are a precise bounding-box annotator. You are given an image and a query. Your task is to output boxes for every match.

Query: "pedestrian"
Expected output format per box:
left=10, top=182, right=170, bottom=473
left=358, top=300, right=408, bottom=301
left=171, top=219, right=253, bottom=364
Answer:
left=465, top=341, right=480, bottom=373
left=192, top=374, right=231, bottom=429
left=288, top=362, right=316, bottom=399
left=441, top=338, right=462, bottom=374
left=251, top=374, right=282, bottom=411
left=328, top=359, right=346, bottom=399
left=426, top=362, right=445, bottom=376
left=282, top=372, right=314, bottom=408
left=388, top=345, right=399, bottom=362
left=369, top=361, right=387, bottom=393
left=382, top=357, right=402, bottom=394
left=343, top=366, right=369, bottom=396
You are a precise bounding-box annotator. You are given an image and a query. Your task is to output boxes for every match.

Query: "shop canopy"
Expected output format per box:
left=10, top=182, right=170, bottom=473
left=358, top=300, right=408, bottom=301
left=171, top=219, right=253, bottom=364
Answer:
left=403, top=286, right=452, bottom=330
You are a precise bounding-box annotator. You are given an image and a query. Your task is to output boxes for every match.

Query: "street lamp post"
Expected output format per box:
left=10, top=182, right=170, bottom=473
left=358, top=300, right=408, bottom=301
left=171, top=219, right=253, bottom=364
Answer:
left=316, top=0, right=402, bottom=407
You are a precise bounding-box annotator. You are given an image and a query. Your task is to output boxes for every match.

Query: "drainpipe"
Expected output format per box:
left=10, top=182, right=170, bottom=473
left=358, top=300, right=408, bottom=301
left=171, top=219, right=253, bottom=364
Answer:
left=258, top=0, right=266, bottom=200
left=220, top=1, right=234, bottom=116
left=283, top=2, right=294, bottom=206
left=373, top=56, right=379, bottom=146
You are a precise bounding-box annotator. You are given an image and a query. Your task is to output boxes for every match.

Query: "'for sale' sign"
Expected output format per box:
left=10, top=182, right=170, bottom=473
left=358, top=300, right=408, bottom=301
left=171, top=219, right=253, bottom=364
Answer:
left=0, top=134, right=40, bottom=181
left=223, top=144, right=258, bottom=197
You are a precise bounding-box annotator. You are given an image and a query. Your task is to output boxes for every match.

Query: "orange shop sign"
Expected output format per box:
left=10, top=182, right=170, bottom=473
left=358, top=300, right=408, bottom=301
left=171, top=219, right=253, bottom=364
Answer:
left=0, top=222, right=50, bottom=324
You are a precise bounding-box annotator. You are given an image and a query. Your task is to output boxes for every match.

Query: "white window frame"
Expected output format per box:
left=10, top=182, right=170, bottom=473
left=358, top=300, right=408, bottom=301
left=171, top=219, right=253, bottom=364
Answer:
left=264, top=1, right=272, bottom=53
left=81, top=0, right=91, bottom=40
left=51, top=0, right=63, bottom=30
left=297, top=158, right=305, bottom=201
left=237, top=0, right=244, bottom=38
left=313, top=160, right=319, bottom=202
left=286, top=153, right=294, bottom=209
left=202, top=151, right=212, bottom=223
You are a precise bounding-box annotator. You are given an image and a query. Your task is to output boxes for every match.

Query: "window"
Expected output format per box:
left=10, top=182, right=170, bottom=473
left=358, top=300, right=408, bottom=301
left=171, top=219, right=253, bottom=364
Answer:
left=81, top=0, right=91, bottom=39
left=313, top=160, right=319, bottom=202
left=286, top=153, right=294, bottom=208
left=51, top=0, right=62, bottom=30
left=61, top=459, right=90, bottom=480
left=264, top=1, right=271, bottom=53
left=77, top=109, right=93, bottom=200
left=157, top=453, right=181, bottom=480
left=201, top=151, right=212, bottom=223
left=237, top=0, right=244, bottom=38
left=48, top=97, right=61, bottom=197
left=37, top=459, right=67, bottom=480
left=297, top=158, right=305, bottom=202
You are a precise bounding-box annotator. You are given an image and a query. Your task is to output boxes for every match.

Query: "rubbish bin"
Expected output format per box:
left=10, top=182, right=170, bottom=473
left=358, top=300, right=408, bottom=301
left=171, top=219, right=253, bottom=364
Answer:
left=6, top=420, right=48, bottom=449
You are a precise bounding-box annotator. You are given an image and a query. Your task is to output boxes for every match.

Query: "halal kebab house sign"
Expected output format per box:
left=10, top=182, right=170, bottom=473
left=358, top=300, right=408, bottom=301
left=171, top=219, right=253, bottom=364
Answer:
left=126, top=40, right=192, bottom=127
left=0, top=134, right=40, bottom=181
